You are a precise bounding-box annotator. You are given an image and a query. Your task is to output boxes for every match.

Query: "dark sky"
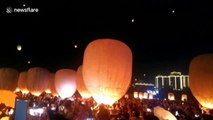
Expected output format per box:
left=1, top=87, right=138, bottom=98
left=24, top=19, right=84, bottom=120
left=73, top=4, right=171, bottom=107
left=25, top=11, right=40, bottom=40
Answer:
left=0, top=0, right=213, bottom=81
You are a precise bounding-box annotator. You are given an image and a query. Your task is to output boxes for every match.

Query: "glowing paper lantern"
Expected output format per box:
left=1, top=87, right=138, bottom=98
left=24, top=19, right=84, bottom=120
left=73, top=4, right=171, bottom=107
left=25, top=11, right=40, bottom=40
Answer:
left=154, top=106, right=177, bottom=120
left=17, top=71, right=29, bottom=94
left=181, top=94, right=187, bottom=101
left=26, top=67, right=50, bottom=96
left=55, top=69, right=76, bottom=99
left=45, top=73, right=54, bottom=94
left=17, top=44, right=22, bottom=51
left=0, top=68, right=19, bottom=91
left=83, top=39, right=132, bottom=105
left=148, top=94, right=153, bottom=99
left=48, top=73, right=58, bottom=96
left=76, top=66, right=91, bottom=98
left=143, top=92, right=148, bottom=99
left=133, top=92, right=138, bottom=99
left=0, top=90, right=16, bottom=108
left=168, top=92, right=175, bottom=100
left=138, top=92, right=143, bottom=99
left=189, top=54, right=213, bottom=108
left=124, top=94, right=129, bottom=98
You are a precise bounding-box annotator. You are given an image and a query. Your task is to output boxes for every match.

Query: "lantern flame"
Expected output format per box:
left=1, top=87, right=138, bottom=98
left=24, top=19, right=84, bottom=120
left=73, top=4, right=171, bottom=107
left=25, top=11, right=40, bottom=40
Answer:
left=196, top=97, right=213, bottom=109
left=59, top=84, right=75, bottom=99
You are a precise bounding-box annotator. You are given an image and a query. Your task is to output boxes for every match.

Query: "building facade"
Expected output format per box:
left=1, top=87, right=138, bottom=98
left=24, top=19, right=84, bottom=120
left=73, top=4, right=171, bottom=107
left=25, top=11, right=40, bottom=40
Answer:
left=155, top=71, right=189, bottom=90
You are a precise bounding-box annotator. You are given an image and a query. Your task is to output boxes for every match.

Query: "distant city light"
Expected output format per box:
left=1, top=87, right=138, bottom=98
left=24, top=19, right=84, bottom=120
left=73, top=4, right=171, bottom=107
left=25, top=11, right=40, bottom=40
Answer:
left=28, top=61, right=31, bottom=64
left=131, top=19, right=134, bottom=23
left=74, top=45, right=78, bottom=48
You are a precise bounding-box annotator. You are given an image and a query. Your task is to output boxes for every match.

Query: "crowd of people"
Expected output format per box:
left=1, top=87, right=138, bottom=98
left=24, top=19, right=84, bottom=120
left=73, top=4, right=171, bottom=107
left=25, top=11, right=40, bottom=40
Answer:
left=1, top=91, right=213, bottom=120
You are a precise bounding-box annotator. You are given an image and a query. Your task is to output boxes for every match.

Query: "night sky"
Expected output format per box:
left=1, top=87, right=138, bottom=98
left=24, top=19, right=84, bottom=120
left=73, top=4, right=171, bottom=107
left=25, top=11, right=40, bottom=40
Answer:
left=0, top=0, right=213, bottom=82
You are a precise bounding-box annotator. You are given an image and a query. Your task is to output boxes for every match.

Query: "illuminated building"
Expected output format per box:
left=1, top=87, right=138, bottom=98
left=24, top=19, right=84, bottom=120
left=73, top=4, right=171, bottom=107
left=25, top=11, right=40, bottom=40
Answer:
left=155, top=71, right=189, bottom=90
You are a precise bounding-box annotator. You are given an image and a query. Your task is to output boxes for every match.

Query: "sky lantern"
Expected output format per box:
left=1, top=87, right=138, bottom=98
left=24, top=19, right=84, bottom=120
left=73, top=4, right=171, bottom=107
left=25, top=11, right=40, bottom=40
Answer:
left=55, top=69, right=76, bottom=99
left=48, top=73, right=58, bottom=96
left=168, top=92, right=175, bottom=100
left=154, top=106, right=177, bottom=120
left=83, top=39, right=132, bottom=105
left=189, top=54, right=213, bottom=109
left=181, top=94, right=187, bottom=101
left=148, top=93, right=153, bottom=99
left=76, top=66, right=91, bottom=99
left=26, top=67, right=50, bottom=96
left=17, top=44, right=22, bottom=51
left=124, top=94, right=129, bottom=98
left=17, top=71, right=29, bottom=94
left=138, top=92, right=143, bottom=99
left=0, top=68, right=18, bottom=108
left=0, top=68, right=19, bottom=91
left=133, top=92, right=138, bottom=99
left=143, top=92, right=148, bottom=99
left=138, top=92, right=143, bottom=100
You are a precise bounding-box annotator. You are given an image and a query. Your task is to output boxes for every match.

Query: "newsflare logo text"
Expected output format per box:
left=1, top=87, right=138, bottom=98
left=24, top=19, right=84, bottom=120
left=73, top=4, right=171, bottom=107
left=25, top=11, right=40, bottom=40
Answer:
left=6, top=6, right=39, bottom=13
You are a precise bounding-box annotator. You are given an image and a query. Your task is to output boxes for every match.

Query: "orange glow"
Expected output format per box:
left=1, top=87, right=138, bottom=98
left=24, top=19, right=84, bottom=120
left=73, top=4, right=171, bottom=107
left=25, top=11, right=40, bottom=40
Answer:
left=0, top=90, right=16, bottom=108
left=0, top=68, right=19, bottom=91
left=15, top=87, right=20, bottom=92
left=55, top=69, right=76, bottom=99
left=21, top=89, right=29, bottom=94
left=26, top=67, right=50, bottom=96
left=76, top=66, right=92, bottom=98
left=168, top=92, right=175, bottom=100
left=83, top=39, right=132, bottom=105
left=17, top=71, right=29, bottom=94
left=14, top=87, right=29, bottom=94
left=31, top=92, right=41, bottom=96
left=133, top=92, right=138, bottom=99
left=45, top=89, right=51, bottom=94
left=1, top=116, right=10, bottom=120
left=189, top=54, right=213, bottom=108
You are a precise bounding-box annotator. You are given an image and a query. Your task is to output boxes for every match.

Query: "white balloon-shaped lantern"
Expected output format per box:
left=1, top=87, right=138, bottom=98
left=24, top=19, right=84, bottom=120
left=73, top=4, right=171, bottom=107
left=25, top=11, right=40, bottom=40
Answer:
left=55, top=69, right=76, bottom=99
